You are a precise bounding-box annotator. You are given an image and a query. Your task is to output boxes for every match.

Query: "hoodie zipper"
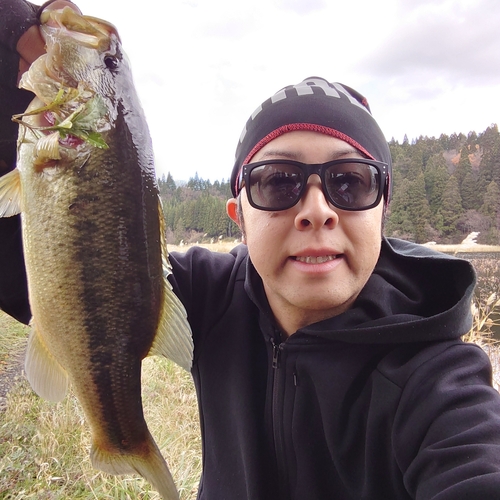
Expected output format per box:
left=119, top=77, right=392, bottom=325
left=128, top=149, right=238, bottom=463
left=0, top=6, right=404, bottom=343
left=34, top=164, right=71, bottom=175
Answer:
left=270, top=336, right=290, bottom=499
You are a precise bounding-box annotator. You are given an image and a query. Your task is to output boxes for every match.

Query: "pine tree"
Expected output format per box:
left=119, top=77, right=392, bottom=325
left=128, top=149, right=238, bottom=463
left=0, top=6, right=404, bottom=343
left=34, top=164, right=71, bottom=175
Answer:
left=438, top=176, right=463, bottom=237
left=480, top=180, right=500, bottom=223
left=385, top=174, right=412, bottom=239
left=407, top=172, right=432, bottom=242
left=166, top=172, right=177, bottom=191
left=424, top=154, right=449, bottom=216
left=478, top=125, right=500, bottom=189
left=461, top=171, right=479, bottom=211
left=454, top=146, right=472, bottom=187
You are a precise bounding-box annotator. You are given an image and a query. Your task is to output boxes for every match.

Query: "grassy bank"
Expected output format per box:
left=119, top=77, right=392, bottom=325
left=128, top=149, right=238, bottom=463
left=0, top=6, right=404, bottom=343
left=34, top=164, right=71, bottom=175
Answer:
left=0, top=313, right=28, bottom=369
left=168, top=240, right=240, bottom=254
left=0, top=313, right=201, bottom=499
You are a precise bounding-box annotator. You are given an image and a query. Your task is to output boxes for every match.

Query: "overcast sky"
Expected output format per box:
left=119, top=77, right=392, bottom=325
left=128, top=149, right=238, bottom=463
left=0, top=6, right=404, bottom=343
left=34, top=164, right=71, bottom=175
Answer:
left=71, top=0, right=500, bottom=183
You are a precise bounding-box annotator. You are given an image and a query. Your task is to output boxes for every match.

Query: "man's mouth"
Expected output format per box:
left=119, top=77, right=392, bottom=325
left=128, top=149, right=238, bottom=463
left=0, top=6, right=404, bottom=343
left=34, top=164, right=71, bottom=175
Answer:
left=294, top=255, right=338, bottom=264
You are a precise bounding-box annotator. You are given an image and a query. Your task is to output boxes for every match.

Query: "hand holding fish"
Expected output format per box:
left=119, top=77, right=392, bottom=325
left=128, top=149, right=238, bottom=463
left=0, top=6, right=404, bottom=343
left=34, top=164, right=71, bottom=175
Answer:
left=16, top=1, right=81, bottom=82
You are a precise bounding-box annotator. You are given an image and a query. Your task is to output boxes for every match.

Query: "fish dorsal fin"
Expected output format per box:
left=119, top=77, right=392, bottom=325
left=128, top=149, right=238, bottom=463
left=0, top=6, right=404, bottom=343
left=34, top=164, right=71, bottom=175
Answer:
left=25, top=322, right=69, bottom=402
left=0, top=169, right=22, bottom=217
left=149, top=201, right=193, bottom=371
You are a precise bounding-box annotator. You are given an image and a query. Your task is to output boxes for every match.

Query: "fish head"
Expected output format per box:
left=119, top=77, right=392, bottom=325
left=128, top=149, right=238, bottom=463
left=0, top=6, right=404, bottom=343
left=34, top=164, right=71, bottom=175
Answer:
left=40, top=7, right=121, bottom=94
left=17, top=8, right=145, bottom=172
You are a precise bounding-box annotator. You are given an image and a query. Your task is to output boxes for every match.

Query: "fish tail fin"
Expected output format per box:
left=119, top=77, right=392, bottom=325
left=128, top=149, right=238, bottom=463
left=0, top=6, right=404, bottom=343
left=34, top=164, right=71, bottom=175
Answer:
left=91, top=433, right=179, bottom=500
left=149, top=201, right=193, bottom=371
left=25, top=322, right=69, bottom=402
left=0, top=168, right=22, bottom=217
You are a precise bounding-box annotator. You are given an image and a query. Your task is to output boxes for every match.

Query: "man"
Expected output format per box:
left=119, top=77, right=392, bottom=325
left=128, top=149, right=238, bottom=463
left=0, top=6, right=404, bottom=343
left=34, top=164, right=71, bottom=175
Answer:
left=2, top=2, right=500, bottom=499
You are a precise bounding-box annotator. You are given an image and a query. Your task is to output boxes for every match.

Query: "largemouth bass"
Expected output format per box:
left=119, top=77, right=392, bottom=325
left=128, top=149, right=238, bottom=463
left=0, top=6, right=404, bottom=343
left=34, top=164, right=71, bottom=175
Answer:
left=0, top=8, right=193, bottom=499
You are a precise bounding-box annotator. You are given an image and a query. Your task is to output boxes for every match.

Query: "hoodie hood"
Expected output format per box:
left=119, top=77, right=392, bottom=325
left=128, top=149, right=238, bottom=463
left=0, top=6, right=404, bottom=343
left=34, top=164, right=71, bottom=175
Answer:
left=246, top=238, right=476, bottom=343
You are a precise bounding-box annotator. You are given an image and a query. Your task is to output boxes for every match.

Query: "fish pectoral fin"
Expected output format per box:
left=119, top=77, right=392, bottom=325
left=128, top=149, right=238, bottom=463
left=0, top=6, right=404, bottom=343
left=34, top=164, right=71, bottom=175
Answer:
left=25, top=322, right=69, bottom=402
left=149, top=274, right=194, bottom=372
left=91, top=433, right=179, bottom=500
left=149, top=202, right=193, bottom=371
left=0, top=169, right=22, bottom=217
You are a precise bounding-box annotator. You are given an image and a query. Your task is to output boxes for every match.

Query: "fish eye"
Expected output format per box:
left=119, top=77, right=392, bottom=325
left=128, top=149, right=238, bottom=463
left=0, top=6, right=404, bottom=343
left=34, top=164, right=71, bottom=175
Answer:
left=104, top=55, right=119, bottom=70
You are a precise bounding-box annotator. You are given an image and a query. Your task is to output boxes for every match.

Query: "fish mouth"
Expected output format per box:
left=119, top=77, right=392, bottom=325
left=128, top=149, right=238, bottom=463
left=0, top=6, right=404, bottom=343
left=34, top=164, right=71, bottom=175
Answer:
left=293, top=254, right=339, bottom=264
left=40, top=7, right=119, bottom=50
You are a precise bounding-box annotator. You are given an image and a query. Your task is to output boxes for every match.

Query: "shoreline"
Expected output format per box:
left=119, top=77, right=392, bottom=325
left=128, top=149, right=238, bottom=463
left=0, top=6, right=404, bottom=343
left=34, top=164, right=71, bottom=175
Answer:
left=422, top=243, right=500, bottom=254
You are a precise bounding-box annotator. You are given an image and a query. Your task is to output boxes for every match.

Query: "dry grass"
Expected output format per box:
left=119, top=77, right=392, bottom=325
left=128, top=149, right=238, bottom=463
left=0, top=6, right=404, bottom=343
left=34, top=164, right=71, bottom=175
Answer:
left=463, top=291, right=500, bottom=391
left=0, top=312, right=28, bottom=367
left=0, top=312, right=201, bottom=499
left=168, top=240, right=241, bottom=254
left=462, top=257, right=500, bottom=391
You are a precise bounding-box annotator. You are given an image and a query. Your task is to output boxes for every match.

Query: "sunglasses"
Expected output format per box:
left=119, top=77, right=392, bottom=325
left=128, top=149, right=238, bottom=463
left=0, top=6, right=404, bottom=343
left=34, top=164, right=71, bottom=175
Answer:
left=237, top=158, right=389, bottom=212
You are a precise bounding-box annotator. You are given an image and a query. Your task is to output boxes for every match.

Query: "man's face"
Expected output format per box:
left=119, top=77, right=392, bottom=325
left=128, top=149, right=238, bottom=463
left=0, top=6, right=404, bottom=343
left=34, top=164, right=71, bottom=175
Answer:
left=227, top=130, right=384, bottom=335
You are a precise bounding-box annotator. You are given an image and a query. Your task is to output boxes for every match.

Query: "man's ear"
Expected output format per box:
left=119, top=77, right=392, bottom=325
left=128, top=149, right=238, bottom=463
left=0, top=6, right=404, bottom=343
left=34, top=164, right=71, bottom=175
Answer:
left=226, top=198, right=239, bottom=224
left=226, top=198, right=246, bottom=244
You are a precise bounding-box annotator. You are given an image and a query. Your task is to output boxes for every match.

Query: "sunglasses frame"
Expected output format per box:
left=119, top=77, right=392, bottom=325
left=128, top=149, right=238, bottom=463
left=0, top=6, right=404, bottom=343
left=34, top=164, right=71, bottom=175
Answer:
left=238, top=158, right=389, bottom=212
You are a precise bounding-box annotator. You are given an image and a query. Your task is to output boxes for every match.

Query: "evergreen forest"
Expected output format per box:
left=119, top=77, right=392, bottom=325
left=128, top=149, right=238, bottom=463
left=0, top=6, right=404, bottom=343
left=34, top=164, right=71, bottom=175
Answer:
left=159, top=124, right=500, bottom=245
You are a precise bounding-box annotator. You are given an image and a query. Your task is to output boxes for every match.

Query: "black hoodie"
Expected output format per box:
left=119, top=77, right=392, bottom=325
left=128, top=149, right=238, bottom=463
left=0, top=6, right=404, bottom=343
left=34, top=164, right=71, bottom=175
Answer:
left=169, top=237, right=500, bottom=500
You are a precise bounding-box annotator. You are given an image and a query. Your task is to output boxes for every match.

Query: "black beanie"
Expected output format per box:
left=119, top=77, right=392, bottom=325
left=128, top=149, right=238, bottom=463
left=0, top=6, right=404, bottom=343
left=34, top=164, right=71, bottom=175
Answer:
left=231, top=77, right=392, bottom=203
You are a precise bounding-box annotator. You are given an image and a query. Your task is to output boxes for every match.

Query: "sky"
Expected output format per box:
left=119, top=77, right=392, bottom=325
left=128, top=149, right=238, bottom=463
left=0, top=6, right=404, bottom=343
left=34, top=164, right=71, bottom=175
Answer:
left=71, top=0, right=500, bottom=183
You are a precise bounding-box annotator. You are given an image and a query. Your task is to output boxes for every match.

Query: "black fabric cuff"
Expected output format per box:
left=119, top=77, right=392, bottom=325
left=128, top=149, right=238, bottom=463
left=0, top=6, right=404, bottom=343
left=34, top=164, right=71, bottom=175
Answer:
left=0, top=0, right=39, bottom=90
left=0, top=217, right=31, bottom=325
left=0, top=0, right=39, bottom=52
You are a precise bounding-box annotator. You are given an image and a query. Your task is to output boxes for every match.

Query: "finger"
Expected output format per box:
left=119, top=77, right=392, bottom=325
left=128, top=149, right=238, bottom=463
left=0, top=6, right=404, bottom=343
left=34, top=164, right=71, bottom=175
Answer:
left=16, top=25, right=45, bottom=67
left=40, top=1, right=82, bottom=26
left=38, top=0, right=81, bottom=16
left=16, top=1, right=82, bottom=83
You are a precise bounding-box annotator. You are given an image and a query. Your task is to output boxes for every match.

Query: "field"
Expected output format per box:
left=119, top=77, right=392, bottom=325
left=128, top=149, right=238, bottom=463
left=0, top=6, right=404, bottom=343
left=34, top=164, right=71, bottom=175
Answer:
left=0, top=312, right=201, bottom=499
left=167, top=240, right=240, bottom=254
left=1, top=241, right=499, bottom=498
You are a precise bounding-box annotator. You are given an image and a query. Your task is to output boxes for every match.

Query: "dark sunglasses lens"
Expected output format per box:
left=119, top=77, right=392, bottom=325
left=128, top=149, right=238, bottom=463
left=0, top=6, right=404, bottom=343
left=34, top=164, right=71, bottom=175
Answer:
left=325, top=162, right=380, bottom=209
left=249, top=163, right=303, bottom=209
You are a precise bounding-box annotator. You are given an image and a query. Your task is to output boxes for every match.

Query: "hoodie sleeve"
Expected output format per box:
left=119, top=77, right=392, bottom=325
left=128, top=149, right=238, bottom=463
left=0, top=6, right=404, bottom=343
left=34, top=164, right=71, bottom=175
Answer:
left=0, top=0, right=39, bottom=174
left=167, top=245, right=248, bottom=353
left=0, top=0, right=39, bottom=325
left=394, top=342, right=500, bottom=499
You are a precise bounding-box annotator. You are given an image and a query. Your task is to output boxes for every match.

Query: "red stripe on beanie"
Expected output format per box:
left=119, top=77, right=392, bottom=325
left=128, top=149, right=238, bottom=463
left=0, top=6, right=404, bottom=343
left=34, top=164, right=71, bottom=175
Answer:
left=234, top=123, right=376, bottom=197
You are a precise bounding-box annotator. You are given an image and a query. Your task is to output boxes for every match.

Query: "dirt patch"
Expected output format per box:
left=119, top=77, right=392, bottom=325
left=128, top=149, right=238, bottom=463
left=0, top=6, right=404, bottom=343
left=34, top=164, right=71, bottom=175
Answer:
left=0, top=344, right=26, bottom=412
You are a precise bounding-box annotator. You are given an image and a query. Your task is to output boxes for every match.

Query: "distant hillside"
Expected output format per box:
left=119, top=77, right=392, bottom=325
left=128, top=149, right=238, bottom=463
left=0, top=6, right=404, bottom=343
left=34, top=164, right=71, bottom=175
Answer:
left=160, top=124, right=500, bottom=245
left=386, top=124, right=500, bottom=244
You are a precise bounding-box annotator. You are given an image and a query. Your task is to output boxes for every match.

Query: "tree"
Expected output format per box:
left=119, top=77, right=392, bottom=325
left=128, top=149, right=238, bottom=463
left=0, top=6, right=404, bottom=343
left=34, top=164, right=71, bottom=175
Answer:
left=187, top=172, right=205, bottom=191
left=454, top=146, right=472, bottom=187
left=479, top=178, right=500, bottom=245
left=478, top=125, right=500, bottom=189
left=158, top=172, right=177, bottom=199
left=480, top=180, right=500, bottom=224
left=461, top=171, right=479, bottom=211
left=407, top=172, right=432, bottom=242
left=385, top=173, right=412, bottom=239
left=438, top=176, right=463, bottom=237
left=424, top=154, right=449, bottom=216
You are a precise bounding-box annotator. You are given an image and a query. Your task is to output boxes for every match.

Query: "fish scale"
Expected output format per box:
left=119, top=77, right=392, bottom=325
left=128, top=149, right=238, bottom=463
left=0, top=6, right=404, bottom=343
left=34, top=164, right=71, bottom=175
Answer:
left=0, top=7, right=193, bottom=500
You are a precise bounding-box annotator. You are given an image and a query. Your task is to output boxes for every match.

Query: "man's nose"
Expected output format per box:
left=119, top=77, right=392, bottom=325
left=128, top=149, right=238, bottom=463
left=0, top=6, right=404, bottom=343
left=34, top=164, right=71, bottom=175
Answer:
left=294, top=175, right=339, bottom=230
